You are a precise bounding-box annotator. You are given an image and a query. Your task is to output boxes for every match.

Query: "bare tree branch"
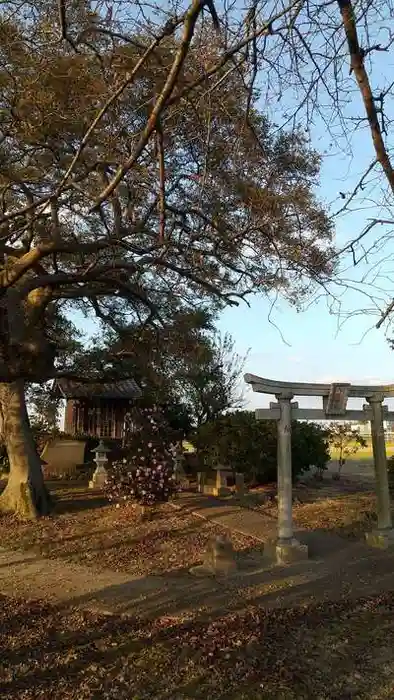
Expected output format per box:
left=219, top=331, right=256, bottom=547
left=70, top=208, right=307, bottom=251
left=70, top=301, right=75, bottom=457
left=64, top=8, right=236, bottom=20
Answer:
left=93, top=0, right=207, bottom=208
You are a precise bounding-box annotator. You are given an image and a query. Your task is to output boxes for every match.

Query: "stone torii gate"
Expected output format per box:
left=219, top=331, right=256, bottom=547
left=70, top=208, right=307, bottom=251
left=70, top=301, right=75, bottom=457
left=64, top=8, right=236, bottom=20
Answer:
left=245, top=374, right=394, bottom=563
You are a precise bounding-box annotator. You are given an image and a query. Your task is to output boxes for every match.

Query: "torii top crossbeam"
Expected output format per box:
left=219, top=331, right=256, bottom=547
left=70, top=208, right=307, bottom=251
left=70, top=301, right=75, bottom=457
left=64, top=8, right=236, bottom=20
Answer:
left=244, top=373, right=394, bottom=421
left=244, top=374, right=394, bottom=399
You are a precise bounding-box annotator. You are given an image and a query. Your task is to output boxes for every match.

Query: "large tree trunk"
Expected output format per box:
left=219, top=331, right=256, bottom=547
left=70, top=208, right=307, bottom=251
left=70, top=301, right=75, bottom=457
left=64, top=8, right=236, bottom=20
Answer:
left=0, top=381, right=51, bottom=518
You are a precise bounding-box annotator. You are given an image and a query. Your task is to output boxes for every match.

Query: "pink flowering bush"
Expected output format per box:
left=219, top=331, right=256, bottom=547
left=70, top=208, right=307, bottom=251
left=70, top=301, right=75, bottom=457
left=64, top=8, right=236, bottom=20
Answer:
left=104, top=404, right=179, bottom=507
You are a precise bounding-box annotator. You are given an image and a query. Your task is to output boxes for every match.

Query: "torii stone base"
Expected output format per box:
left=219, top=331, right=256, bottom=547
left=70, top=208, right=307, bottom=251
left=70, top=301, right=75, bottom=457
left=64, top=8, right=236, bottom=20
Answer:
left=276, top=538, right=309, bottom=564
left=365, top=529, right=394, bottom=549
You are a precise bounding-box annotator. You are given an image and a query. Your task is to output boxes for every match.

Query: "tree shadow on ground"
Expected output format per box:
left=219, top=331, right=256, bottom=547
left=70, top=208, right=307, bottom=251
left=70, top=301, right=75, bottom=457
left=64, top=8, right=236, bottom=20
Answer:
left=2, top=577, right=394, bottom=700
left=41, top=519, right=217, bottom=567
left=57, top=530, right=394, bottom=620
left=44, top=481, right=108, bottom=514
left=52, top=490, right=108, bottom=514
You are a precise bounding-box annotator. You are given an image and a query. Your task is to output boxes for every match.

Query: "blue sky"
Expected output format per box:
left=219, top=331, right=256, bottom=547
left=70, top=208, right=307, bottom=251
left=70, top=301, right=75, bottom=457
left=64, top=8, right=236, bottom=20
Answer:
left=218, top=293, right=394, bottom=411
left=219, top=141, right=394, bottom=410
left=220, top=28, right=394, bottom=411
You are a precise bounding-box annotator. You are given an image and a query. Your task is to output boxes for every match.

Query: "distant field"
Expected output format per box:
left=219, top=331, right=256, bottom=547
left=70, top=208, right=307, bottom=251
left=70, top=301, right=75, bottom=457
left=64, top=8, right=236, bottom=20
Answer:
left=330, top=440, right=394, bottom=462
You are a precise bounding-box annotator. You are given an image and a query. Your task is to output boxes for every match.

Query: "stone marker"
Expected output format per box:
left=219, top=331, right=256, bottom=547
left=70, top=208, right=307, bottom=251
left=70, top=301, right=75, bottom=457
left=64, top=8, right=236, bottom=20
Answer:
left=173, top=443, right=188, bottom=488
left=197, top=471, right=204, bottom=493
left=190, top=534, right=237, bottom=576
left=235, top=472, right=245, bottom=497
left=174, top=456, right=190, bottom=490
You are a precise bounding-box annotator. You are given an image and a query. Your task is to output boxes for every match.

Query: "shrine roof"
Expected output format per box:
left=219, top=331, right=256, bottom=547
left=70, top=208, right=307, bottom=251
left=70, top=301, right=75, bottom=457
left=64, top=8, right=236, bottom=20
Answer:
left=53, top=378, right=142, bottom=400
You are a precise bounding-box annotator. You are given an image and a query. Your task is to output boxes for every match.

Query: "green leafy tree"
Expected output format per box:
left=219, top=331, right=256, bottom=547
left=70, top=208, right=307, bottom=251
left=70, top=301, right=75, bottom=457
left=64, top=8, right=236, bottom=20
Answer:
left=178, top=331, right=247, bottom=427
left=193, top=412, right=330, bottom=484
left=327, top=423, right=368, bottom=477
left=94, top=309, right=246, bottom=427
left=26, top=385, right=60, bottom=432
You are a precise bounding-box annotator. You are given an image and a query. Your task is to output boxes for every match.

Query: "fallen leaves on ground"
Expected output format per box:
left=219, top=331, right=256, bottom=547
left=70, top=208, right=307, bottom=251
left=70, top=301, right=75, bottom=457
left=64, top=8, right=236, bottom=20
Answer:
left=1, top=592, right=394, bottom=699
left=293, top=492, right=377, bottom=538
left=0, top=478, right=381, bottom=579
left=0, top=485, right=256, bottom=576
left=247, top=481, right=378, bottom=539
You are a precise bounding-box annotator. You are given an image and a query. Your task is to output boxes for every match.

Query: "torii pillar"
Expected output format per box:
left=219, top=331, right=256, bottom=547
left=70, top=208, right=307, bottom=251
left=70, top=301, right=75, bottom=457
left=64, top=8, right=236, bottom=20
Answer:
left=275, top=393, right=308, bottom=563
left=365, top=394, right=394, bottom=548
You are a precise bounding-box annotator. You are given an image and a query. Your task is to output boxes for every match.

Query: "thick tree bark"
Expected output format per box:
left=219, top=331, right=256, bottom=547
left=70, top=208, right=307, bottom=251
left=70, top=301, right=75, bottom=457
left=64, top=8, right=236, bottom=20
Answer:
left=0, top=380, right=51, bottom=518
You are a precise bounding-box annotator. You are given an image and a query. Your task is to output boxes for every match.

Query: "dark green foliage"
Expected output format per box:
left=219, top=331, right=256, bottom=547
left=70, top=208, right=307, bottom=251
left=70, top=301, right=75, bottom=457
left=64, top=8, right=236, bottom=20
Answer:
left=82, top=309, right=246, bottom=429
left=0, top=444, right=9, bottom=474
left=27, top=386, right=61, bottom=432
left=161, top=401, right=194, bottom=438
left=193, top=411, right=330, bottom=484
left=388, top=455, right=394, bottom=490
left=291, top=421, right=331, bottom=476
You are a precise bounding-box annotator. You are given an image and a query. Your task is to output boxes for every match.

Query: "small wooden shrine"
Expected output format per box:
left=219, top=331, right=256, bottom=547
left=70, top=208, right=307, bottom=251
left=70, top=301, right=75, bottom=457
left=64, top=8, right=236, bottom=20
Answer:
left=53, top=378, right=142, bottom=439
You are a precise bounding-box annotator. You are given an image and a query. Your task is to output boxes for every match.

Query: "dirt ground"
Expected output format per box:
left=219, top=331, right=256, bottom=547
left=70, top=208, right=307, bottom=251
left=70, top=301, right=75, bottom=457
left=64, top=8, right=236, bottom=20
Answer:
left=239, top=474, right=378, bottom=541
left=0, top=475, right=380, bottom=574
left=2, top=590, right=394, bottom=700
left=0, top=482, right=256, bottom=576
left=1, top=475, right=394, bottom=699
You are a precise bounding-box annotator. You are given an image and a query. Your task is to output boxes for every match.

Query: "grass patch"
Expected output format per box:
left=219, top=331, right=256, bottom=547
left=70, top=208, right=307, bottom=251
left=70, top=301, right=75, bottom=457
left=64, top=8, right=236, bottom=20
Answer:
left=330, top=441, right=394, bottom=462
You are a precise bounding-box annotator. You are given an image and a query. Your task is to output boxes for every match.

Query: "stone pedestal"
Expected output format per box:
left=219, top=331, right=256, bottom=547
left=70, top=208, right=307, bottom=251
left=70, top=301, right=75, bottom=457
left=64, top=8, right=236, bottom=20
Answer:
left=275, top=393, right=308, bottom=563
left=215, top=468, right=222, bottom=495
left=190, top=535, right=237, bottom=576
left=214, top=467, right=232, bottom=496
left=174, top=455, right=189, bottom=490
left=89, top=465, right=108, bottom=489
left=365, top=395, right=394, bottom=547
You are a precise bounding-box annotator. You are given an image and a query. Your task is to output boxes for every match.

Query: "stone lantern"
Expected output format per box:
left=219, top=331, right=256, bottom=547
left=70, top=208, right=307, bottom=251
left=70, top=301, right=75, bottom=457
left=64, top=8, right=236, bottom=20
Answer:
left=89, top=439, right=109, bottom=489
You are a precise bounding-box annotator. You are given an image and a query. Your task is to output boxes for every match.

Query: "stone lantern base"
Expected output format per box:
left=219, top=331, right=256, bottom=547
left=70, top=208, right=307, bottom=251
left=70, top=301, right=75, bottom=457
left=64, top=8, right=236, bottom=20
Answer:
left=89, top=465, right=108, bottom=489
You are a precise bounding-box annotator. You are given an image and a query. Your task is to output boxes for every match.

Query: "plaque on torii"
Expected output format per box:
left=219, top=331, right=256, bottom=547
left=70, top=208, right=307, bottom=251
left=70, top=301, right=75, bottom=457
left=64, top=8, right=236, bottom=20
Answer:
left=323, top=383, right=350, bottom=417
